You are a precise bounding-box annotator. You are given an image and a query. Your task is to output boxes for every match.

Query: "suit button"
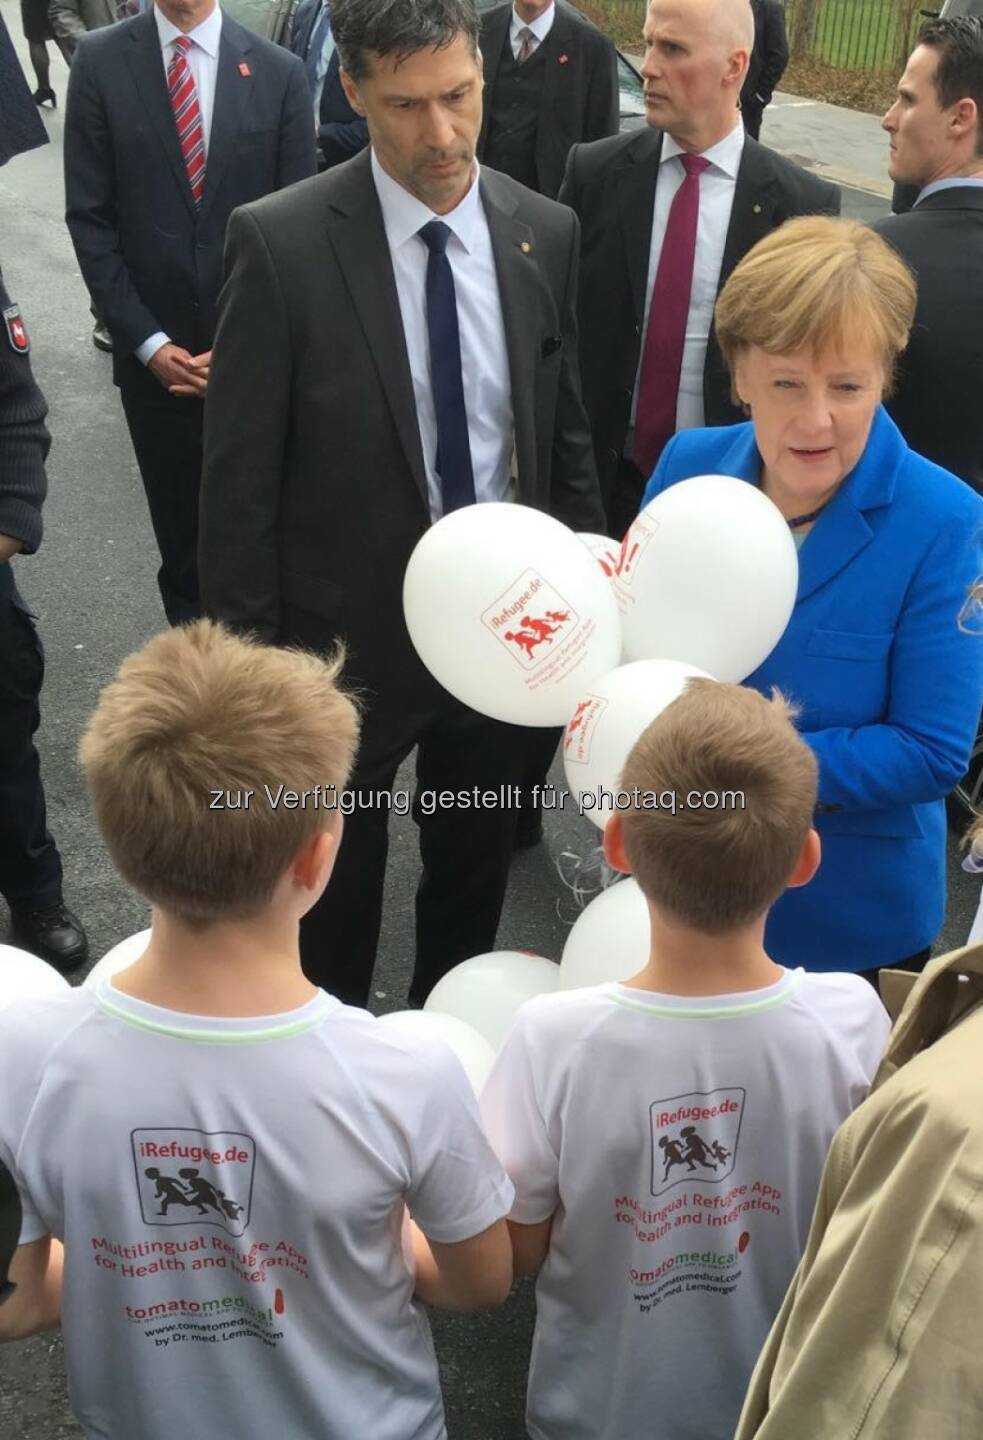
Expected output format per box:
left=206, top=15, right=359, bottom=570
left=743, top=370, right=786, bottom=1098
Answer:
left=608, top=448, right=619, bottom=460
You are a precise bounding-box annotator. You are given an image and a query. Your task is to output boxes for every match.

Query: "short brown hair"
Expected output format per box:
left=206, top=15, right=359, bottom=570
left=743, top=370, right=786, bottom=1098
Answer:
left=80, top=621, right=359, bottom=924
left=715, top=217, right=917, bottom=397
left=620, top=680, right=817, bottom=934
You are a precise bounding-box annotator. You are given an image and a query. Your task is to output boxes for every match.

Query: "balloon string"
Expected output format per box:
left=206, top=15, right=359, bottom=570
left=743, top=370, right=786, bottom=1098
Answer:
left=554, top=845, right=624, bottom=920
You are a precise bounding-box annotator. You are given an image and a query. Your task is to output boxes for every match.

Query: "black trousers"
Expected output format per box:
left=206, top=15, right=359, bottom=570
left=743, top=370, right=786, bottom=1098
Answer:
left=0, top=591, right=63, bottom=911
left=741, top=98, right=764, bottom=141
left=609, top=455, right=648, bottom=541
left=299, top=688, right=534, bottom=1009
left=118, top=359, right=203, bottom=627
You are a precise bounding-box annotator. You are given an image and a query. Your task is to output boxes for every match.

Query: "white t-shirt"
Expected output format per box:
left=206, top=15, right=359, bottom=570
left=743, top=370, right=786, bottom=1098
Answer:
left=480, top=968, right=890, bottom=1440
left=0, top=981, right=514, bottom=1440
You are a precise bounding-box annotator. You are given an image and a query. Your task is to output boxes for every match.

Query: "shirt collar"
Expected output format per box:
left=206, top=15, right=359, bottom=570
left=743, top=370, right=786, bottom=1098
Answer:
left=154, top=1, right=223, bottom=58
left=510, top=2, right=555, bottom=43
left=370, top=148, right=483, bottom=254
left=662, top=119, right=745, bottom=179
left=916, top=175, right=983, bottom=205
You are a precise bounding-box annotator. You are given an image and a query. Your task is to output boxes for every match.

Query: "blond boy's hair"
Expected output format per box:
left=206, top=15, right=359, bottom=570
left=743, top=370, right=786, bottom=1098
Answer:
left=80, top=621, right=359, bottom=924
left=620, top=680, right=817, bottom=934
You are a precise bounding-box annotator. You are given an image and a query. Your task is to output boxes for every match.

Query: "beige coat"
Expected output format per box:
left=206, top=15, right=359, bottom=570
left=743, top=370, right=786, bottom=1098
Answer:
left=735, top=944, right=983, bottom=1439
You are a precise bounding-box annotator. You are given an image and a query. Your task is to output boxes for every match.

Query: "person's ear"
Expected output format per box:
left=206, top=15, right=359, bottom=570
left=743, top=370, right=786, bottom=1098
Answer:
left=950, top=97, right=979, bottom=143
left=340, top=67, right=366, bottom=117
left=291, top=829, right=337, bottom=894
left=786, top=827, right=821, bottom=890
left=603, top=815, right=634, bottom=875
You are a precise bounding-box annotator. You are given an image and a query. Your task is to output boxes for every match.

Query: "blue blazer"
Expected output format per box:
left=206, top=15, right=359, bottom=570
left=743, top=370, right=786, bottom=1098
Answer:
left=289, top=0, right=367, bottom=169
left=641, top=408, right=983, bottom=971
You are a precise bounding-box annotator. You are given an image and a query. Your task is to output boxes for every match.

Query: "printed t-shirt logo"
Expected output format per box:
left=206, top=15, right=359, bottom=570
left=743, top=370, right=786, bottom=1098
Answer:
left=649, top=1088, right=745, bottom=1198
left=131, top=1128, right=256, bottom=1238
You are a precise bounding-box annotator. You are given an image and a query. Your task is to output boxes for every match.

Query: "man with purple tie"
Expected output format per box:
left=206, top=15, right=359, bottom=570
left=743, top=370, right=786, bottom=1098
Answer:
left=559, top=0, right=840, bottom=538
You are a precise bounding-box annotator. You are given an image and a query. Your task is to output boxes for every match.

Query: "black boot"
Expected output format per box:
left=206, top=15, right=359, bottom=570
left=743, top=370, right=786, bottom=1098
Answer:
left=10, top=903, right=89, bottom=972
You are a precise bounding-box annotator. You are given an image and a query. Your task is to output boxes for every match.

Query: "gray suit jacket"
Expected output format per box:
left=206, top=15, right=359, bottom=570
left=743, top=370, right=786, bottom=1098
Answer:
left=200, top=151, right=604, bottom=739
left=48, top=0, right=118, bottom=59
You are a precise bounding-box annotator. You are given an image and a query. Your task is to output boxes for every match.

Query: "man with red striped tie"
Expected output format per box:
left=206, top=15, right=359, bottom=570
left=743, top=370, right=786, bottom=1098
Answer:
left=64, top=0, right=315, bottom=624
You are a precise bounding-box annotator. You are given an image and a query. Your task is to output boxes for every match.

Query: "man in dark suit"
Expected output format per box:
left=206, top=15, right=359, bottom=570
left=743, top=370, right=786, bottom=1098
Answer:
left=741, top=0, right=788, bottom=139
left=64, top=0, right=315, bottom=625
left=200, top=0, right=604, bottom=1008
left=560, top=0, right=840, bottom=536
left=288, top=0, right=368, bottom=169
left=876, top=16, right=983, bottom=492
left=476, top=0, right=619, bottom=199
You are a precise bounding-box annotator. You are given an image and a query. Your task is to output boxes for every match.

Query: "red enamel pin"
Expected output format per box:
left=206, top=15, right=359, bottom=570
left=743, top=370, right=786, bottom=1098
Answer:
left=559, top=53, right=569, bottom=63
left=239, top=61, right=251, bottom=76
left=3, top=305, right=29, bottom=355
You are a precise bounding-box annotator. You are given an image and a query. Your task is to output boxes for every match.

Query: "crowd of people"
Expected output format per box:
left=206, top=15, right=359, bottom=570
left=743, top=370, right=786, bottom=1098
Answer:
left=1, top=0, right=983, bottom=1435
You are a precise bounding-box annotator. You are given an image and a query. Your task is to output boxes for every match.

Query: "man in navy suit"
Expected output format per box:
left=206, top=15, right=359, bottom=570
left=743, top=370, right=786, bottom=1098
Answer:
left=64, top=0, right=315, bottom=624
left=289, top=0, right=368, bottom=170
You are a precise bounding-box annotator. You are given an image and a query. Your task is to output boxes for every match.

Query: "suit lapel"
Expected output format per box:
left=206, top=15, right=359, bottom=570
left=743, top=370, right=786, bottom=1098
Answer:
left=538, top=7, right=572, bottom=117
left=616, top=130, right=663, bottom=325
left=199, top=21, right=253, bottom=221
left=125, top=12, right=196, bottom=219
left=325, top=153, right=429, bottom=510
left=481, top=169, right=540, bottom=489
left=795, top=408, right=901, bottom=601
left=718, top=136, right=783, bottom=290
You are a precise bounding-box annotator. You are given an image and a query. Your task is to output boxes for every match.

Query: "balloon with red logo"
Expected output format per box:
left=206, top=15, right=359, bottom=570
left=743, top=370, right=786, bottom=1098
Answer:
left=563, top=659, right=713, bottom=830
left=618, top=476, right=798, bottom=682
left=403, top=504, right=622, bottom=725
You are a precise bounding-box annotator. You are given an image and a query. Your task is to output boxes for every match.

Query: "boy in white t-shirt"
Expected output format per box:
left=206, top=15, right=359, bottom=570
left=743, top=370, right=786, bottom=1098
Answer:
left=0, top=622, right=514, bottom=1440
left=481, top=680, right=891, bottom=1440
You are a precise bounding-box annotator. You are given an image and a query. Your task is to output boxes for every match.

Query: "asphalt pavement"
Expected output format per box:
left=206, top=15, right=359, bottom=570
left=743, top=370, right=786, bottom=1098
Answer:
left=0, top=13, right=978, bottom=1438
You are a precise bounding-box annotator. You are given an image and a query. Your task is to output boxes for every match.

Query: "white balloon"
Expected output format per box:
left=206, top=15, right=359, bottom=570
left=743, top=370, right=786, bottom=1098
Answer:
left=577, top=532, right=622, bottom=580
left=378, top=1010, right=497, bottom=1097
left=563, top=659, right=713, bottom=830
left=560, top=880, right=651, bottom=989
left=425, top=950, right=561, bottom=1050
left=403, top=504, right=622, bottom=725
left=82, top=928, right=152, bottom=990
left=618, top=477, right=798, bottom=682
left=0, top=944, right=70, bottom=1013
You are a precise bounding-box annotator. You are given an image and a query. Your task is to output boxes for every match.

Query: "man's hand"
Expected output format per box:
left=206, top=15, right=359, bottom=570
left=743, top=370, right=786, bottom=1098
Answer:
left=147, top=343, right=209, bottom=398
left=0, top=534, right=23, bottom=565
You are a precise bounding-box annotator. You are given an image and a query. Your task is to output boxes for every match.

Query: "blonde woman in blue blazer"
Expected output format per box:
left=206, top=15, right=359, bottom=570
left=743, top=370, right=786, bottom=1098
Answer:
left=641, top=217, right=983, bottom=980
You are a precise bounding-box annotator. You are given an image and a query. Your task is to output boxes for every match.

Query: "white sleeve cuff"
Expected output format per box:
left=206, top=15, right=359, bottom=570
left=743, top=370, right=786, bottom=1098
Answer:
left=135, top=331, right=170, bottom=366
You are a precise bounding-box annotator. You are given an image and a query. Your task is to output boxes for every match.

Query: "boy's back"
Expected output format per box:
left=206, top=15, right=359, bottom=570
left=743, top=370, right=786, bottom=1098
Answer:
left=1, top=981, right=513, bottom=1440
left=481, top=968, right=889, bottom=1440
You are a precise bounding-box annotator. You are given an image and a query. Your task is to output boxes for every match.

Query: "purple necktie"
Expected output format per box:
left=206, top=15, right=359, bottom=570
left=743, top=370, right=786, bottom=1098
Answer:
left=632, top=153, right=711, bottom=478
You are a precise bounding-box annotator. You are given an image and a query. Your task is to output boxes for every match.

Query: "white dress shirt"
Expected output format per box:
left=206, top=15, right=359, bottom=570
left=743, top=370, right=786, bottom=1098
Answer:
left=370, top=149, right=514, bottom=521
left=136, top=3, right=223, bottom=365
left=916, top=175, right=983, bottom=204
left=628, top=121, right=745, bottom=445
left=510, top=2, right=555, bottom=58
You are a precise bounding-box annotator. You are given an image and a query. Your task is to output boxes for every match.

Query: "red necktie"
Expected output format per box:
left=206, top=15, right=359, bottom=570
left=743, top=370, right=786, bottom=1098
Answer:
left=632, top=153, right=711, bottom=478
left=168, top=35, right=206, bottom=208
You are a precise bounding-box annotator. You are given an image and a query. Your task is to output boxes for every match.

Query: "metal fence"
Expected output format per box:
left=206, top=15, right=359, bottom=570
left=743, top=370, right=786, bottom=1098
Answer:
left=584, top=0, right=923, bottom=73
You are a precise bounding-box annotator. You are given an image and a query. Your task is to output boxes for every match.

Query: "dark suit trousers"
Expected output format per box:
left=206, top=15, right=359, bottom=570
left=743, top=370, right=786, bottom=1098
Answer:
left=118, top=357, right=203, bottom=627
left=741, top=99, right=764, bottom=141
left=610, top=455, right=648, bottom=540
left=299, top=688, right=531, bottom=1009
left=0, top=594, right=63, bottom=911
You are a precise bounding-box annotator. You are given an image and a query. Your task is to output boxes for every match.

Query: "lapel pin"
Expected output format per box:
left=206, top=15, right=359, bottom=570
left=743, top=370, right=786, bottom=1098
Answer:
left=239, top=61, right=251, bottom=76
left=559, top=54, right=569, bottom=63
left=520, top=240, right=532, bottom=254
left=753, top=203, right=762, bottom=214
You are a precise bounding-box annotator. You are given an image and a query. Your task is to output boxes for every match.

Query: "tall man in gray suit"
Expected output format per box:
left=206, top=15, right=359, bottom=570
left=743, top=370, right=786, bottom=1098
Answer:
left=200, top=0, right=604, bottom=1009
